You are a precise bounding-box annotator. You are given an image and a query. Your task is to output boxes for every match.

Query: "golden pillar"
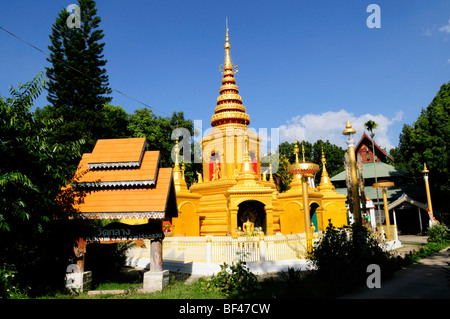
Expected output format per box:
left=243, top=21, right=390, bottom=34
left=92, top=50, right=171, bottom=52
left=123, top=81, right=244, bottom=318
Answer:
left=373, top=180, right=394, bottom=240
left=229, top=207, right=239, bottom=235
left=288, top=141, right=319, bottom=249
left=265, top=205, right=274, bottom=236
left=373, top=180, right=394, bottom=227
left=422, top=163, right=434, bottom=218
left=342, top=121, right=361, bottom=224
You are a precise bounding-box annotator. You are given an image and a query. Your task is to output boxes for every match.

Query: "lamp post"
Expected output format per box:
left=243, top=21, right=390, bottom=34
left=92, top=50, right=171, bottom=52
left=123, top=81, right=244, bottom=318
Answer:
left=422, top=163, right=437, bottom=226
left=288, top=141, right=319, bottom=249
left=342, top=121, right=361, bottom=224
left=422, top=163, right=434, bottom=219
left=373, top=180, right=394, bottom=240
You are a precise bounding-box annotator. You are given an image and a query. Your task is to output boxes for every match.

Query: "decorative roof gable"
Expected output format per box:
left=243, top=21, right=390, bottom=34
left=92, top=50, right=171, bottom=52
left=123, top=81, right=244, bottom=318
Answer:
left=355, top=132, right=394, bottom=164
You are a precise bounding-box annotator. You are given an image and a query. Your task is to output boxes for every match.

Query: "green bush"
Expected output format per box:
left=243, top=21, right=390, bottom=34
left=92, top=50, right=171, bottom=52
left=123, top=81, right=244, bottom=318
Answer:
left=205, top=259, right=261, bottom=298
left=308, top=221, right=396, bottom=297
left=427, top=223, right=450, bottom=245
left=0, top=264, right=29, bottom=299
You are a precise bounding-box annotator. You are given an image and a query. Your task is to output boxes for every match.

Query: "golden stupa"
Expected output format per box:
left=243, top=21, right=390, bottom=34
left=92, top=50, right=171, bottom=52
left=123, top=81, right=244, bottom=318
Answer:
left=171, top=26, right=347, bottom=236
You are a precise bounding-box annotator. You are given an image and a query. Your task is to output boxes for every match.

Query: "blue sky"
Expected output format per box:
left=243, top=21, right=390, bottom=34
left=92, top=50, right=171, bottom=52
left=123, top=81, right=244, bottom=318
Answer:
left=1, top=0, right=450, bottom=152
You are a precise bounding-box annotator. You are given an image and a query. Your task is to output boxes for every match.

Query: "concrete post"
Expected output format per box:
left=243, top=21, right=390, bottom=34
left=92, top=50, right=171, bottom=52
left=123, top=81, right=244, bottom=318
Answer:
left=143, top=234, right=169, bottom=293
left=150, top=238, right=163, bottom=272
left=259, top=237, right=266, bottom=262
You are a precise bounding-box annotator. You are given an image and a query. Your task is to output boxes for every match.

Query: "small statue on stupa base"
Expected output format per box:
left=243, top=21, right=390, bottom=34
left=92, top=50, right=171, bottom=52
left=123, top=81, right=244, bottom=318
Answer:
left=243, top=218, right=254, bottom=234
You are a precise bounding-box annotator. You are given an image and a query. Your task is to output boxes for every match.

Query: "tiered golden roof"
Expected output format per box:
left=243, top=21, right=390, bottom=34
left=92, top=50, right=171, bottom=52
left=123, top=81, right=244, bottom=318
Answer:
left=211, top=25, right=250, bottom=128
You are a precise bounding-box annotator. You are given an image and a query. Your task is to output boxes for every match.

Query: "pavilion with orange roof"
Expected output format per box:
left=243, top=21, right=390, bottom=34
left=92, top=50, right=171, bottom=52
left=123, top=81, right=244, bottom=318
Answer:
left=70, top=137, right=177, bottom=222
left=64, top=137, right=177, bottom=292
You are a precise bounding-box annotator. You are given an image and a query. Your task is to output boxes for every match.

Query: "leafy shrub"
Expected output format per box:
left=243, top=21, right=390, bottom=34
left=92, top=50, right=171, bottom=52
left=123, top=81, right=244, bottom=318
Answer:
left=205, top=259, right=261, bottom=298
left=427, top=223, right=450, bottom=245
left=0, top=264, right=28, bottom=299
left=280, top=266, right=304, bottom=297
left=308, top=220, right=395, bottom=297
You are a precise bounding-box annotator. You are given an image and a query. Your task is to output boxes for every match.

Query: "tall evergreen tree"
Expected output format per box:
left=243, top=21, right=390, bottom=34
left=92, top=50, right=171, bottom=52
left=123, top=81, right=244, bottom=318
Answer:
left=45, top=0, right=112, bottom=155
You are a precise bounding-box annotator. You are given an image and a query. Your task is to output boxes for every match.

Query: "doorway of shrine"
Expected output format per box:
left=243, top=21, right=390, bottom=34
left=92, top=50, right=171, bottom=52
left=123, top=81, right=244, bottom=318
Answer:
left=310, top=202, right=320, bottom=232
left=237, top=200, right=266, bottom=233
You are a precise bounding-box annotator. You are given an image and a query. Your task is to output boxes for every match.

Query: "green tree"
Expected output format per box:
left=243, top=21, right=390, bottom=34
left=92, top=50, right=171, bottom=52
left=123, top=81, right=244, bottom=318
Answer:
left=0, top=73, right=83, bottom=233
left=102, top=104, right=131, bottom=138
left=396, top=82, right=450, bottom=219
left=128, top=108, right=200, bottom=185
left=272, top=154, right=292, bottom=192
left=277, top=140, right=345, bottom=186
left=311, top=140, right=346, bottom=180
left=0, top=73, right=85, bottom=295
left=44, top=0, right=112, bottom=155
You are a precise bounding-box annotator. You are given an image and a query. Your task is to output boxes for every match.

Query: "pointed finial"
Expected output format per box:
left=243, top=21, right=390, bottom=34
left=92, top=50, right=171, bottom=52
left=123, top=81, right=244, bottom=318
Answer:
left=321, top=146, right=326, bottom=165
left=244, top=131, right=250, bottom=158
left=422, top=163, right=429, bottom=174
left=321, top=146, right=329, bottom=175
left=293, top=138, right=299, bottom=163
left=239, top=131, right=255, bottom=176
left=224, top=19, right=232, bottom=69
left=181, top=160, right=186, bottom=180
left=173, top=136, right=180, bottom=167
left=343, top=120, right=356, bottom=135
left=301, top=141, right=306, bottom=162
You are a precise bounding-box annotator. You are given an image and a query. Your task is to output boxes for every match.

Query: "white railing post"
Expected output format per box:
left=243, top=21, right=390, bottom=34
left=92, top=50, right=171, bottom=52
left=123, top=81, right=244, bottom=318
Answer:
left=259, top=236, right=266, bottom=262
left=206, top=236, right=212, bottom=264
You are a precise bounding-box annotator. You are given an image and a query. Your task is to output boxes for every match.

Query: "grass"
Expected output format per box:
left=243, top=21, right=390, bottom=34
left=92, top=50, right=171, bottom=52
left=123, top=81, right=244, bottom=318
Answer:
left=34, top=241, right=450, bottom=300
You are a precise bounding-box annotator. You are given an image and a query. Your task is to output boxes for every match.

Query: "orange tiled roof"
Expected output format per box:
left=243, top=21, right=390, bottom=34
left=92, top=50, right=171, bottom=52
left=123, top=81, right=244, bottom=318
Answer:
left=88, top=138, right=147, bottom=168
left=75, top=151, right=160, bottom=187
left=64, top=137, right=177, bottom=220
left=73, top=167, right=173, bottom=220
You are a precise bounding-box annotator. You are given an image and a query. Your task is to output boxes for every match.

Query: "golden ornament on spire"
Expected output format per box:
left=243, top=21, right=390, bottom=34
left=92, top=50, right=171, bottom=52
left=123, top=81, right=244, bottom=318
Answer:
left=301, top=141, right=306, bottom=162
left=293, top=138, right=299, bottom=163
left=211, top=20, right=250, bottom=127
left=342, top=120, right=356, bottom=136
left=318, top=146, right=335, bottom=191
left=288, top=140, right=319, bottom=177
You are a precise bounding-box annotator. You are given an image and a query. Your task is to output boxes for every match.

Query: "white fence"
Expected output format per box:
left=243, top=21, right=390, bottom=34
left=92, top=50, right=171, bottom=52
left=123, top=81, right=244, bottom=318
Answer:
left=141, top=233, right=324, bottom=264
left=126, top=234, right=322, bottom=265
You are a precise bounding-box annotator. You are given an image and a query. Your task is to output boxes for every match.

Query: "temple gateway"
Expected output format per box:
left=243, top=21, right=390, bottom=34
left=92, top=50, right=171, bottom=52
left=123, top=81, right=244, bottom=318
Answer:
left=170, top=27, right=348, bottom=236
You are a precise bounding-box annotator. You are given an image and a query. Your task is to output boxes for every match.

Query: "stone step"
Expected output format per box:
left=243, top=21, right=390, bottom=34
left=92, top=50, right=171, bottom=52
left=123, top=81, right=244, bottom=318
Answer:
left=87, top=289, right=126, bottom=296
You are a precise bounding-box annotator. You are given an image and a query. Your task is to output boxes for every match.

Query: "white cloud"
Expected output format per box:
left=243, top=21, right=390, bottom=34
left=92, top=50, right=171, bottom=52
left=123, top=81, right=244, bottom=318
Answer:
left=278, top=110, right=403, bottom=151
left=439, top=20, right=450, bottom=33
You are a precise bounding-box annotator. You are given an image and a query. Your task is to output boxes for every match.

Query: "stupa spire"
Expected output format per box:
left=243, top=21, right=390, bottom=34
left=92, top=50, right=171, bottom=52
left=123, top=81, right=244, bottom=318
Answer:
left=235, top=132, right=258, bottom=184
left=173, top=134, right=187, bottom=191
left=224, top=18, right=232, bottom=70
left=318, top=146, right=335, bottom=191
left=211, top=21, right=250, bottom=127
